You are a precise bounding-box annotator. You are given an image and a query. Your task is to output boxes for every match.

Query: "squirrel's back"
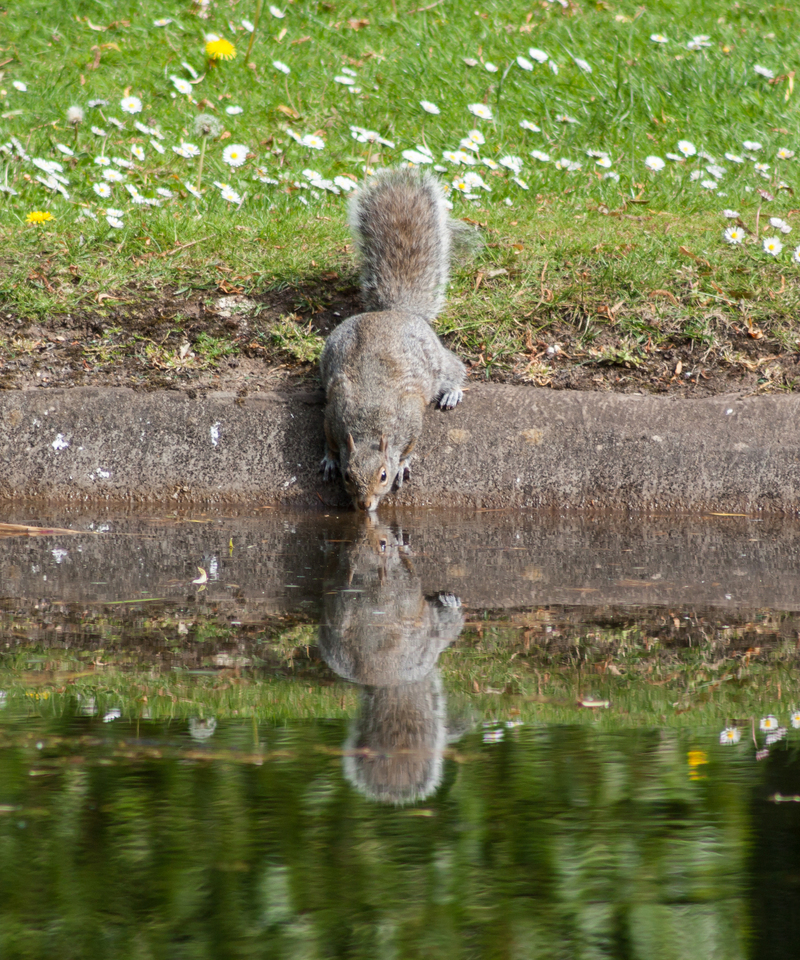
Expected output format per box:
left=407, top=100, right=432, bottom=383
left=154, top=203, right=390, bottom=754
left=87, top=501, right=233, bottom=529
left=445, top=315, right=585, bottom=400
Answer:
left=348, top=167, right=451, bottom=321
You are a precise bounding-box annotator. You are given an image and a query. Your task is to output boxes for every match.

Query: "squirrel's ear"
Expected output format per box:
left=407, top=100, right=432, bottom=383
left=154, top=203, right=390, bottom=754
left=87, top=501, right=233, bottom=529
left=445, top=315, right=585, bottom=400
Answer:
left=379, top=434, right=388, bottom=453
left=346, top=433, right=356, bottom=453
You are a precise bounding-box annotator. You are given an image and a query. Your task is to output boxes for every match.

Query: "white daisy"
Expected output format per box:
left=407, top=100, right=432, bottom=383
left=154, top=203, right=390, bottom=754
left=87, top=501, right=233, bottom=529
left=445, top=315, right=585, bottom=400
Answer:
left=754, top=65, right=775, bottom=79
left=226, top=105, right=243, bottom=115
left=222, top=144, right=249, bottom=167
left=420, top=100, right=440, bottom=115
left=512, top=176, right=529, bottom=190
left=687, top=34, right=712, bottom=50
left=171, top=75, right=193, bottom=95
left=93, top=182, right=112, bottom=198
left=130, top=144, right=145, bottom=161
left=677, top=140, right=697, bottom=157
left=12, top=80, right=27, bottom=92
left=154, top=17, right=173, bottom=26
left=91, top=126, right=107, bottom=137
left=272, top=60, right=290, bottom=74
left=94, top=155, right=111, bottom=167
left=120, top=96, right=143, bottom=115
left=484, top=62, right=498, bottom=72
left=241, top=18, right=254, bottom=31
left=220, top=185, right=243, bottom=203
left=650, top=33, right=669, bottom=43
left=468, top=103, right=493, bottom=120
left=499, top=155, right=523, bottom=174
left=645, top=155, right=665, bottom=171
left=55, top=144, right=75, bottom=156
left=467, top=130, right=485, bottom=145
left=102, top=168, right=125, bottom=182
left=725, top=152, right=745, bottom=164
left=573, top=57, right=592, bottom=73
left=517, top=56, right=534, bottom=71
left=150, top=139, right=165, bottom=154
left=724, top=226, right=744, bottom=244
left=334, top=75, right=355, bottom=85
left=723, top=209, right=740, bottom=218
left=184, top=181, right=203, bottom=199
left=596, top=156, right=612, bottom=168
left=528, top=47, right=548, bottom=62
left=173, top=142, right=201, bottom=158
left=156, top=188, right=175, bottom=198
left=269, top=5, right=285, bottom=16
left=482, top=158, right=500, bottom=170
left=743, top=140, right=763, bottom=151
left=755, top=162, right=770, bottom=172
left=793, top=246, right=800, bottom=264
left=531, top=150, right=550, bottom=162
left=556, top=113, right=577, bottom=124
left=299, top=134, right=325, bottom=150
left=777, top=148, right=795, bottom=160
left=520, top=120, right=541, bottom=132
left=402, top=149, right=432, bottom=165
left=106, top=215, right=124, bottom=229
left=769, top=217, right=791, bottom=234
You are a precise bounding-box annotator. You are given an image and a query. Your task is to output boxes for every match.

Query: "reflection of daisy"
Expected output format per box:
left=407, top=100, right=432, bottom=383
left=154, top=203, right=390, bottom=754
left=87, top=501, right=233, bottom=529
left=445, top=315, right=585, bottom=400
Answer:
left=677, top=140, right=696, bottom=157
left=760, top=714, right=780, bottom=730
left=468, top=103, right=493, bottom=120
left=791, top=710, right=800, bottom=727
left=645, top=155, right=665, bottom=171
left=93, top=182, right=112, bottom=198
left=719, top=727, right=741, bottom=745
left=420, top=100, right=440, bottom=114
left=120, top=96, right=143, bottom=114
left=724, top=226, right=744, bottom=244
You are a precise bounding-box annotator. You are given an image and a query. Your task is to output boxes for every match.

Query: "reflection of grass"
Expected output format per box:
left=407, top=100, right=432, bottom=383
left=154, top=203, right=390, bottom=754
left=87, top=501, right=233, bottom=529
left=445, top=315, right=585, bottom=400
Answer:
left=1, top=609, right=797, bottom=730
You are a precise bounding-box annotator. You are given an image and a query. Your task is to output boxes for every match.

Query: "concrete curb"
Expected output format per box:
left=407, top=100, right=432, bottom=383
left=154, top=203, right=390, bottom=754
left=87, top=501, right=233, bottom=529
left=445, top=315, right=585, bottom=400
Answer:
left=1, top=385, right=798, bottom=512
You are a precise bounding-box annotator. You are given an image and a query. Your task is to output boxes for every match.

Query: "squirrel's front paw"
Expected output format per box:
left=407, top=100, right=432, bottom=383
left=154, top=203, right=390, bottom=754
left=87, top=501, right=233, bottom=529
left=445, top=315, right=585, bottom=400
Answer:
left=438, top=593, right=462, bottom=608
left=320, top=453, right=339, bottom=482
left=438, top=388, right=463, bottom=410
left=393, top=464, right=411, bottom=490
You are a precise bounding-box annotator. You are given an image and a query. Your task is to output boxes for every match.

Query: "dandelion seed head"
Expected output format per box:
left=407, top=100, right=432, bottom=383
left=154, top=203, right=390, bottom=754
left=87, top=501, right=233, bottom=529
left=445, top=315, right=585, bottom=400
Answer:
left=194, top=114, right=222, bottom=138
left=66, top=105, right=84, bottom=126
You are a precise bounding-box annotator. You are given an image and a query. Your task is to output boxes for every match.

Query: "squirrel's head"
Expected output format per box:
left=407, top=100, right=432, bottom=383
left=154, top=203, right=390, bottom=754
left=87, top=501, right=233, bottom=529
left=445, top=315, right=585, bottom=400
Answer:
left=341, top=433, right=397, bottom=512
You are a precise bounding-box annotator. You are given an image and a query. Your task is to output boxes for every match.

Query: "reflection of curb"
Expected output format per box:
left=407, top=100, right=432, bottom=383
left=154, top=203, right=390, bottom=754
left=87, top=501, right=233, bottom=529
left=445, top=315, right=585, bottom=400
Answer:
left=1, top=385, right=799, bottom=512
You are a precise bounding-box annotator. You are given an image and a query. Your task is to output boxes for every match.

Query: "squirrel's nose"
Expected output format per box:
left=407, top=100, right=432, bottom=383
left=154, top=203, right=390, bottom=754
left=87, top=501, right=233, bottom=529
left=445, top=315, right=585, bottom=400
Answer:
left=356, top=498, right=377, bottom=513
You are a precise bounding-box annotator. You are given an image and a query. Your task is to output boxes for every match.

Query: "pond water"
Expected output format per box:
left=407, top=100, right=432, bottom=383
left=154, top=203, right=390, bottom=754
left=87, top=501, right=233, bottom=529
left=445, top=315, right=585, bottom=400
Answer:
left=1, top=508, right=799, bottom=959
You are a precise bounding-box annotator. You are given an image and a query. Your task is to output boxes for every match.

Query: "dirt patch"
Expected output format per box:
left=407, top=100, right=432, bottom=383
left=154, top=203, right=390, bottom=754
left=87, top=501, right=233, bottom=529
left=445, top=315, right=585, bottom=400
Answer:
left=2, top=274, right=798, bottom=397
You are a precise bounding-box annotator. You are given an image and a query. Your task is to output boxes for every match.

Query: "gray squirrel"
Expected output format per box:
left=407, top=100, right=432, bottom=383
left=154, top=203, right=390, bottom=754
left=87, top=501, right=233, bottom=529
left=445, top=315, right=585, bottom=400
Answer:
left=320, top=167, right=477, bottom=512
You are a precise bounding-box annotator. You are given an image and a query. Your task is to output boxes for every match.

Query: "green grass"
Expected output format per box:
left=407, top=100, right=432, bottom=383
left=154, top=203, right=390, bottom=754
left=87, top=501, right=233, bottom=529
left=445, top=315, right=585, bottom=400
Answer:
left=2, top=0, right=800, bottom=382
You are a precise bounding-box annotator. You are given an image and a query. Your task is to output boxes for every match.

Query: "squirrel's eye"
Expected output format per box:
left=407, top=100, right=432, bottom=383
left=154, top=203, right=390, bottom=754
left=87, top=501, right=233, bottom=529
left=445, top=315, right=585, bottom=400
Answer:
left=380, top=469, right=387, bottom=483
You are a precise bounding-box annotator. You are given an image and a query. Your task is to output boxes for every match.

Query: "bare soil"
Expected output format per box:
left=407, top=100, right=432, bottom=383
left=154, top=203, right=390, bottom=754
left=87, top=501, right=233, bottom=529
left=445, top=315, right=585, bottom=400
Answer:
left=2, top=274, right=798, bottom=396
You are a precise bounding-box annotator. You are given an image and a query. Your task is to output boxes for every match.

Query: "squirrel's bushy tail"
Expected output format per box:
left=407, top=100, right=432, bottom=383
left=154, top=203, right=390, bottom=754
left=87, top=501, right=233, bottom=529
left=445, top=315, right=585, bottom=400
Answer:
left=349, top=167, right=454, bottom=321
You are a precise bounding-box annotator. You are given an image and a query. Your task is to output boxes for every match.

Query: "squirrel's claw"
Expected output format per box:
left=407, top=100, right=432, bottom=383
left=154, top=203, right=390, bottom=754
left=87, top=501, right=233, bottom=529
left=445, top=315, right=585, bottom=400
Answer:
left=438, top=388, right=463, bottom=410
left=320, top=453, right=339, bottom=482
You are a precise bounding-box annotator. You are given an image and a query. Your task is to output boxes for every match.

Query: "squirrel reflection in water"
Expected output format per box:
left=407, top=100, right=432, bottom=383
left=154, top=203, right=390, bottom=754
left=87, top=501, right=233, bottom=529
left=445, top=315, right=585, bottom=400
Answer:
left=319, top=518, right=465, bottom=805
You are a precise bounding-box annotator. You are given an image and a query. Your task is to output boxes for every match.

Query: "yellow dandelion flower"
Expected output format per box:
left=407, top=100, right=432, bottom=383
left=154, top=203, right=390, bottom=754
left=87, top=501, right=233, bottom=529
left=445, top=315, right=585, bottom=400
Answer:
left=206, top=38, right=236, bottom=61
left=26, top=210, right=54, bottom=225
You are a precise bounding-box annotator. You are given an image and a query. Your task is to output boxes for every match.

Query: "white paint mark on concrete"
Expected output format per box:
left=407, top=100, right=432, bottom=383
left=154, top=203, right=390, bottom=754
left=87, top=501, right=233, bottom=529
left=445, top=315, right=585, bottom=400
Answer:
left=52, top=433, right=69, bottom=451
